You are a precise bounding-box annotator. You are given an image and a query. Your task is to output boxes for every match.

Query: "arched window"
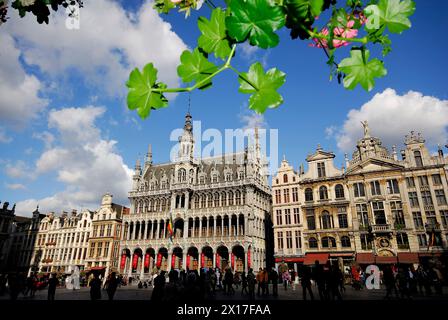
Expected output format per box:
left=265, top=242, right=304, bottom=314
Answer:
left=212, top=174, right=218, bottom=183
left=283, top=174, right=288, bottom=183
left=414, top=150, right=423, bottom=167
left=308, top=237, right=318, bottom=248
left=178, top=168, right=186, bottom=182
left=321, top=211, right=332, bottom=229
left=319, top=186, right=328, bottom=200
left=226, top=173, right=232, bottom=181
left=341, top=236, right=351, bottom=248
left=228, top=191, right=234, bottom=206
left=138, top=201, right=143, bottom=213
left=194, top=195, right=199, bottom=208
left=221, top=192, right=227, bottom=207
left=235, top=190, right=241, bottom=205
left=335, top=184, right=345, bottom=199
left=322, top=236, right=336, bottom=248
left=214, top=193, right=220, bottom=207
left=207, top=194, right=213, bottom=207
left=305, top=188, right=313, bottom=201
left=200, top=194, right=206, bottom=208
left=161, top=198, right=167, bottom=211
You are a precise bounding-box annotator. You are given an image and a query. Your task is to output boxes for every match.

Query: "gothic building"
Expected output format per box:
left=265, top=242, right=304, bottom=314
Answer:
left=119, top=113, right=271, bottom=278
left=273, top=122, right=448, bottom=270
left=0, top=202, right=16, bottom=272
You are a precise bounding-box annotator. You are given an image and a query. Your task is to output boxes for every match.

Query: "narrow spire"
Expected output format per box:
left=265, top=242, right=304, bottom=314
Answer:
left=146, top=144, right=153, bottom=165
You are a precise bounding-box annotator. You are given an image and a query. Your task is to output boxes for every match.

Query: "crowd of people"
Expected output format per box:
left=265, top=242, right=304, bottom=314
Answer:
left=0, top=261, right=445, bottom=301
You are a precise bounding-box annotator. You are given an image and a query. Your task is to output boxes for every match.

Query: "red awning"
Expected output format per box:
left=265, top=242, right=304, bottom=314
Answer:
left=329, top=253, right=354, bottom=257
left=90, top=267, right=106, bottom=270
left=275, top=257, right=305, bottom=263
left=397, top=253, right=419, bottom=264
left=375, top=256, right=398, bottom=264
left=356, top=253, right=375, bottom=264
left=303, top=253, right=329, bottom=265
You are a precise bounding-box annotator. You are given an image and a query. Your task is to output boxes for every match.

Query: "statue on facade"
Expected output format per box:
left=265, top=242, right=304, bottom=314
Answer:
left=361, top=120, right=370, bottom=138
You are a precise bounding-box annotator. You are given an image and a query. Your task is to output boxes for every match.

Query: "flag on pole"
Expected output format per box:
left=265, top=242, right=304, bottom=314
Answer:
left=167, top=211, right=174, bottom=244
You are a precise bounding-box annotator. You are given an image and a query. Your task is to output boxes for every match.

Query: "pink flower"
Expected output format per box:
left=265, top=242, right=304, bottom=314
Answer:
left=171, top=0, right=183, bottom=3
left=310, top=20, right=359, bottom=49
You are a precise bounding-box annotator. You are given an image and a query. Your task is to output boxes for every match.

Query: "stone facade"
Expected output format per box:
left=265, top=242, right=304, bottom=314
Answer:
left=33, top=210, right=93, bottom=273
left=85, top=194, right=128, bottom=276
left=273, top=124, right=448, bottom=269
left=119, top=113, right=271, bottom=279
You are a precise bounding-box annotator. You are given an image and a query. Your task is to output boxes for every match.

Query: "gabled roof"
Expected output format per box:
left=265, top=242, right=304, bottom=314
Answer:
left=346, top=157, right=404, bottom=175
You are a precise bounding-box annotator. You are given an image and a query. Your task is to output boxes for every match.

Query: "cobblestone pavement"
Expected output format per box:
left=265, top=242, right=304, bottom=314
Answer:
left=1, top=284, right=447, bottom=301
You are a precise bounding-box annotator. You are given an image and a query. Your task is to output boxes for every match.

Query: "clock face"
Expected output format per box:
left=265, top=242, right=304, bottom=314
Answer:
left=378, top=238, right=390, bottom=248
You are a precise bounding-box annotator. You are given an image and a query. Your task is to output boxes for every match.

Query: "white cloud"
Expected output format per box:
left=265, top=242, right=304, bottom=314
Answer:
left=4, top=160, right=30, bottom=179
left=5, top=183, right=26, bottom=190
left=328, top=89, right=448, bottom=153
left=4, top=0, right=187, bottom=97
left=32, top=131, right=55, bottom=149
left=15, top=105, right=133, bottom=216
left=0, top=33, right=48, bottom=129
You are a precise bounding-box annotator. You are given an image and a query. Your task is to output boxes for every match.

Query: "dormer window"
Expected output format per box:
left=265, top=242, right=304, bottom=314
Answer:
left=200, top=176, right=205, bottom=184
left=414, top=150, right=423, bottom=167
left=239, top=172, right=244, bottom=180
left=317, top=162, right=326, bottom=178
left=226, top=173, right=232, bottom=181
left=283, top=174, right=288, bottom=183
left=178, top=168, right=186, bottom=182
left=212, top=174, right=218, bottom=183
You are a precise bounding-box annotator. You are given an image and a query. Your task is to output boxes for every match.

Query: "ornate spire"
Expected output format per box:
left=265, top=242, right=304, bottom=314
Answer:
left=146, top=144, right=152, bottom=165
left=184, top=112, right=193, bottom=132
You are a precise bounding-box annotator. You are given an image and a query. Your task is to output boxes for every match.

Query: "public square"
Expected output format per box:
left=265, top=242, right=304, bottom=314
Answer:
left=1, top=283, right=447, bottom=301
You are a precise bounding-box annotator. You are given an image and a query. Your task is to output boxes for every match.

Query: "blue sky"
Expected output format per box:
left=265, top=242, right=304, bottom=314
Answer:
left=1, top=0, right=448, bottom=215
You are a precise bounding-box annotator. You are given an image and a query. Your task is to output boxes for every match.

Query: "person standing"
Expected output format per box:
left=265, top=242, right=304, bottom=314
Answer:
left=151, top=271, right=166, bottom=301
left=47, top=273, right=58, bottom=301
left=106, top=272, right=119, bottom=301
left=262, top=268, right=269, bottom=296
left=256, top=268, right=263, bottom=297
left=89, top=273, right=102, bottom=300
left=290, top=270, right=297, bottom=291
left=282, top=270, right=290, bottom=291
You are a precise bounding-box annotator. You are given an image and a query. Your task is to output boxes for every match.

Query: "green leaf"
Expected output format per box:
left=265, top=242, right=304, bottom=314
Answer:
left=225, top=0, right=286, bottom=49
left=198, top=8, right=232, bottom=60
left=338, top=48, right=387, bottom=91
left=177, top=48, right=219, bottom=90
left=365, top=0, right=415, bottom=34
left=238, top=62, right=286, bottom=113
left=126, top=63, right=168, bottom=119
left=153, top=0, right=176, bottom=14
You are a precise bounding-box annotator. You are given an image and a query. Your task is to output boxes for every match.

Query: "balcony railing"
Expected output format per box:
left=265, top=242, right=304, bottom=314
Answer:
left=370, top=224, right=392, bottom=233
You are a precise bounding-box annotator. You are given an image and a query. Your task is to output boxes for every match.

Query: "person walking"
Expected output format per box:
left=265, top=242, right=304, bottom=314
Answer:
left=47, top=273, right=58, bottom=301
left=396, top=267, right=411, bottom=299
left=151, top=271, right=166, bottom=301
left=241, top=271, right=248, bottom=295
left=89, top=273, right=102, bottom=300
left=262, top=268, right=269, bottom=296
left=282, top=270, right=290, bottom=291
left=329, top=265, right=342, bottom=300
left=313, top=261, right=327, bottom=300
left=247, top=268, right=256, bottom=300
left=270, top=268, right=279, bottom=297
left=256, top=268, right=263, bottom=297
left=291, top=270, right=297, bottom=291
left=106, top=272, right=119, bottom=300
left=300, top=266, right=314, bottom=300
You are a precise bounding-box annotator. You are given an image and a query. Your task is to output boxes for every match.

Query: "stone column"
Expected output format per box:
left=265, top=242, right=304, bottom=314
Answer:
left=155, top=221, right=159, bottom=239
left=244, top=249, right=248, bottom=273
left=167, top=251, right=172, bottom=271
left=213, top=217, right=217, bottom=238
left=184, top=191, right=189, bottom=210
left=228, top=217, right=231, bottom=237
left=132, top=223, right=136, bottom=240
left=236, top=218, right=239, bottom=237
left=140, top=255, right=145, bottom=278
left=182, top=251, right=187, bottom=270
left=183, top=219, right=188, bottom=239
left=199, top=218, right=202, bottom=238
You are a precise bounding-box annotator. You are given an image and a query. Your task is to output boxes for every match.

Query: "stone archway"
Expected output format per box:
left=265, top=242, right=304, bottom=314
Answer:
left=132, top=248, right=143, bottom=273
left=144, top=248, right=155, bottom=273
left=120, top=248, right=131, bottom=274
left=187, top=247, right=199, bottom=271
left=216, top=245, right=229, bottom=271
left=201, top=246, right=213, bottom=269
left=232, top=245, right=245, bottom=272
left=172, top=247, right=183, bottom=270
left=157, top=247, right=168, bottom=271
